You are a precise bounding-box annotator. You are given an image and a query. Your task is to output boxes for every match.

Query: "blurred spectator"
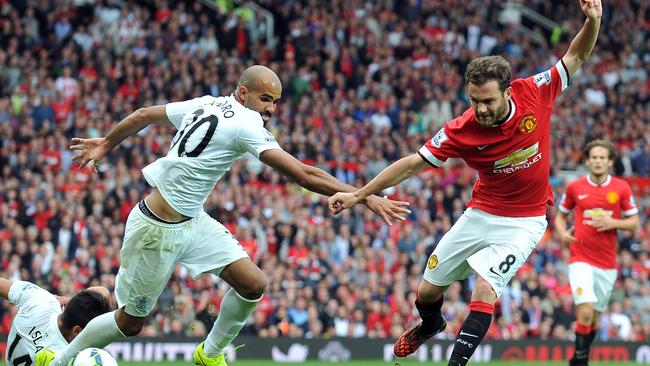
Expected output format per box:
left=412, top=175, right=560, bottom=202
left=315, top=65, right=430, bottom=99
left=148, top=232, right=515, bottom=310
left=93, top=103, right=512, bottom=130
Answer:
left=609, top=302, right=633, bottom=341
left=0, top=0, right=648, bottom=343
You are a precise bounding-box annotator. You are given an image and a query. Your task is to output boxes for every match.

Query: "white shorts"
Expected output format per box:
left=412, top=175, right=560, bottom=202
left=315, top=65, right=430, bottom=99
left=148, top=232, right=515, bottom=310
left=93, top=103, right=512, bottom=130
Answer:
left=568, top=261, right=617, bottom=312
left=423, top=208, right=547, bottom=297
left=115, top=203, right=248, bottom=317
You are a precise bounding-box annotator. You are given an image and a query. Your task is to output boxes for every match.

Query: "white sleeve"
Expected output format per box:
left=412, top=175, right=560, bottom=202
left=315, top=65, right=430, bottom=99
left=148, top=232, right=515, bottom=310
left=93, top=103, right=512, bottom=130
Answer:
left=165, top=95, right=215, bottom=129
left=8, top=281, right=46, bottom=307
left=237, top=120, right=281, bottom=159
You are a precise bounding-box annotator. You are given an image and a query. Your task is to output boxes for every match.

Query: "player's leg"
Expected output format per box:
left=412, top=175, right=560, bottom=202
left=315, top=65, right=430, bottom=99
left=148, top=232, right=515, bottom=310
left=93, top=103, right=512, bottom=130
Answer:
left=447, top=275, right=496, bottom=366
left=393, top=279, right=448, bottom=357
left=589, top=310, right=601, bottom=344
left=451, top=212, right=547, bottom=366
left=567, top=262, right=598, bottom=366
left=572, top=302, right=595, bottom=366
left=416, top=280, right=447, bottom=333
left=40, top=204, right=184, bottom=366
left=209, top=258, right=267, bottom=352
left=577, top=266, right=617, bottom=365
left=395, top=209, right=485, bottom=358
left=178, top=212, right=256, bottom=363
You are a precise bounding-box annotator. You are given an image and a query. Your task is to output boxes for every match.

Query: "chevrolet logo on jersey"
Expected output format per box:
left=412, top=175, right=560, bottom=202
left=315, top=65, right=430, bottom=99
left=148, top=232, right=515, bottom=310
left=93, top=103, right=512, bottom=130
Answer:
left=583, top=208, right=613, bottom=219
left=493, top=142, right=540, bottom=173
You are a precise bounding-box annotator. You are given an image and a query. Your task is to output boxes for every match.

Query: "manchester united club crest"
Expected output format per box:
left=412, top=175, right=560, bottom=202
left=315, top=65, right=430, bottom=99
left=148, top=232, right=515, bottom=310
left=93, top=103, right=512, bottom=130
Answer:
left=577, top=287, right=583, bottom=296
left=427, top=255, right=439, bottom=270
left=606, top=191, right=619, bottom=204
left=520, top=114, right=537, bottom=134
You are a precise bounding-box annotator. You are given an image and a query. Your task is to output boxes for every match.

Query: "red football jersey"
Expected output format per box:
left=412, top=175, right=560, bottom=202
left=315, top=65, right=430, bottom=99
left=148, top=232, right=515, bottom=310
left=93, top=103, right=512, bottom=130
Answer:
left=419, top=60, right=570, bottom=217
left=558, top=175, right=638, bottom=269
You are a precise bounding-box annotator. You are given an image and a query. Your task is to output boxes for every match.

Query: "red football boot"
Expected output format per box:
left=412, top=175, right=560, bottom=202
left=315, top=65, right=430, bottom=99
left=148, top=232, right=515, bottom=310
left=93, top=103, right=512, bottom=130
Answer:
left=394, top=317, right=447, bottom=358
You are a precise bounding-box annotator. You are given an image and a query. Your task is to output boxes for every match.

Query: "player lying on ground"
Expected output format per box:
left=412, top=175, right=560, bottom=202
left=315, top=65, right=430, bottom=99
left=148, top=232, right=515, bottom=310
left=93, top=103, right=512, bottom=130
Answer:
left=555, top=140, right=639, bottom=366
left=0, top=277, right=112, bottom=366
left=329, top=1, right=602, bottom=365
left=35, top=65, right=410, bottom=366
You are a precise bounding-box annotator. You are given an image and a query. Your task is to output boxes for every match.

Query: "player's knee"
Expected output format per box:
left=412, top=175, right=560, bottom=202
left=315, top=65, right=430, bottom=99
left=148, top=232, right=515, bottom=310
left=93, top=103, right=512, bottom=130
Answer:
left=239, top=275, right=267, bottom=300
left=119, top=321, right=144, bottom=337
left=115, top=310, right=145, bottom=337
left=417, top=280, right=445, bottom=302
left=576, top=304, right=594, bottom=323
left=473, top=278, right=497, bottom=302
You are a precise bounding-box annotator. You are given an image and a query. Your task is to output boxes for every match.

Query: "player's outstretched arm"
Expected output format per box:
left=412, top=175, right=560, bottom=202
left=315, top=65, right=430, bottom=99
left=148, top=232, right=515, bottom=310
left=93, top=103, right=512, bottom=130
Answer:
left=329, top=153, right=429, bottom=215
left=562, top=0, right=602, bottom=77
left=260, top=148, right=411, bottom=225
left=0, top=277, right=11, bottom=300
left=69, top=105, right=171, bottom=172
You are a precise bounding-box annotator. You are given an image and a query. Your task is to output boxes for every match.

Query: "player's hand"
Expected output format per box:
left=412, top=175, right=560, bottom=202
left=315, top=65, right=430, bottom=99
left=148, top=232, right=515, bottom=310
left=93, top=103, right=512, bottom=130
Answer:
left=328, top=192, right=362, bottom=215
left=591, top=215, right=617, bottom=232
left=559, top=227, right=576, bottom=245
left=70, top=137, right=112, bottom=173
left=580, top=0, right=602, bottom=21
left=361, top=195, right=411, bottom=226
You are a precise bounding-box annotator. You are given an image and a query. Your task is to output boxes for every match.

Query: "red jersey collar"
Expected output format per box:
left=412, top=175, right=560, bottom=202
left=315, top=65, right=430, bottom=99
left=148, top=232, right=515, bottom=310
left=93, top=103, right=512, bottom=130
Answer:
left=587, top=174, right=611, bottom=187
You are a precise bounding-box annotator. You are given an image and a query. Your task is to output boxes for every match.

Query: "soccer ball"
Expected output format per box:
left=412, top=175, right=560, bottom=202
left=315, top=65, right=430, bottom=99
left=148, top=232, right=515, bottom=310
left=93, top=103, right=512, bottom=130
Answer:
left=69, top=348, right=118, bottom=366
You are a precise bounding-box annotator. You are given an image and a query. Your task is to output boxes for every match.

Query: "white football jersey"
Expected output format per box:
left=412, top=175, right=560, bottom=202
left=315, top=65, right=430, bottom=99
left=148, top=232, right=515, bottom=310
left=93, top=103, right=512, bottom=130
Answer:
left=5, top=281, right=68, bottom=366
left=142, top=95, right=281, bottom=217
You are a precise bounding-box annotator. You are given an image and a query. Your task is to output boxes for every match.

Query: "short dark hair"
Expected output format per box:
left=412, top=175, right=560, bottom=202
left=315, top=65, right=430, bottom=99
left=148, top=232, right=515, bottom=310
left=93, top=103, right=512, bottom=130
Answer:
left=61, top=290, right=112, bottom=330
left=465, top=56, right=512, bottom=92
left=583, top=139, right=617, bottom=161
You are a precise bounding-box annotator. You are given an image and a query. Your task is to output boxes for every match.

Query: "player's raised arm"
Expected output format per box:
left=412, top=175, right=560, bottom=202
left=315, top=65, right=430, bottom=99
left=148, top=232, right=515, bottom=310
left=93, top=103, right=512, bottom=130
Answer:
left=260, top=148, right=411, bottom=225
left=561, top=0, right=602, bottom=77
left=0, top=277, right=11, bottom=300
left=328, top=153, right=429, bottom=215
left=69, top=105, right=170, bottom=171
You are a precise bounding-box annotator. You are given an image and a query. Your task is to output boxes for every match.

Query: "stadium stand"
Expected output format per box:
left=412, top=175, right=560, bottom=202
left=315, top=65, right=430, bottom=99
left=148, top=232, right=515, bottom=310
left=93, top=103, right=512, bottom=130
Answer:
left=0, top=0, right=648, bottom=343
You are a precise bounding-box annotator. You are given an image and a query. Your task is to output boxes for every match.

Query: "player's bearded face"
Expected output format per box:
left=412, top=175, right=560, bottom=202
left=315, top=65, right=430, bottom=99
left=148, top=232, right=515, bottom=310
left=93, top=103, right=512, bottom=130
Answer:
left=242, top=81, right=282, bottom=123
left=468, top=81, right=511, bottom=127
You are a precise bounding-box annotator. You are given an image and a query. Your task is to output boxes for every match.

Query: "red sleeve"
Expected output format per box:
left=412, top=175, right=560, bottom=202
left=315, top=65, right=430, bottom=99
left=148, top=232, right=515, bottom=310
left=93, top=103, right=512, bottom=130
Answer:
left=558, top=183, right=575, bottom=213
left=417, top=126, right=460, bottom=167
left=620, top=182, right=639, bottom=217
left=525, top=60, right=570, bottom=107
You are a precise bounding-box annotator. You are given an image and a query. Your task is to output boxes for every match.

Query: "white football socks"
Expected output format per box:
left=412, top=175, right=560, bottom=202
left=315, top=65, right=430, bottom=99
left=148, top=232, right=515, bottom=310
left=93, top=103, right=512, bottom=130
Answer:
left=52, top=310, right=127, bottom=366
left=203, top=288, right=261, bottom=357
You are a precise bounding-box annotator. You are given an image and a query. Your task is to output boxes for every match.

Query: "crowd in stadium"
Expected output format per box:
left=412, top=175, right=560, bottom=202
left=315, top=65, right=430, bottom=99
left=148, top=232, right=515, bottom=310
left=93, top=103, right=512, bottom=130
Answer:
left=0, top=0, right=649, bottom=343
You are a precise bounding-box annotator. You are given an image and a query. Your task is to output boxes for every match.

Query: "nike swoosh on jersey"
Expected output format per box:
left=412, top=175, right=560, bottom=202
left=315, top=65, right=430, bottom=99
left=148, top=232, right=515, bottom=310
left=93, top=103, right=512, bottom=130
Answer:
left=477, top=145, right=489, bottom=150
left=489, top=267, right=501, bottom=277
left=578, top=194, right=589, bottom=200
left=459, top=331, right=479, bottom=338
